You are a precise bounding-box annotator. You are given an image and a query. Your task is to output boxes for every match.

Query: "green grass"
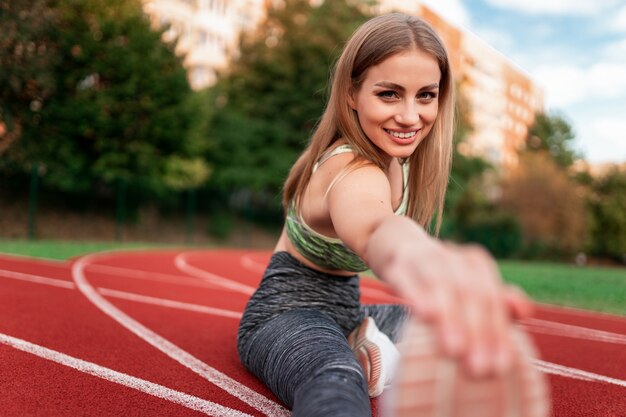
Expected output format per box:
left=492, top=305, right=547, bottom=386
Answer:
left=0, top=239, right=184, bottom=261
left=499, top=260, right=626, bottom=316
left=1, top=239, right=624, bottom=316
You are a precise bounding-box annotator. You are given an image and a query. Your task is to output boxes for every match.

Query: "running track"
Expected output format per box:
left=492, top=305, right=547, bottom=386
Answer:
left=1, top=249, right=625, bottom=416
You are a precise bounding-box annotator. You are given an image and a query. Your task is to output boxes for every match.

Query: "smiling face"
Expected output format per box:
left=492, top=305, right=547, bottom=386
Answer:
left=349, top=48, right=441, bottom=162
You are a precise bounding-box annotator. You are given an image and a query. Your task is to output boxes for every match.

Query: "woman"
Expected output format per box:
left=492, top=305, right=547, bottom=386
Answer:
left=237, top=12, right=549, bottom=417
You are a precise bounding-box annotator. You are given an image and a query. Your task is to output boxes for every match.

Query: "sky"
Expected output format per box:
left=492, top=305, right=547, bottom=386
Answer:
left=420, top=0, right=626, bottom=165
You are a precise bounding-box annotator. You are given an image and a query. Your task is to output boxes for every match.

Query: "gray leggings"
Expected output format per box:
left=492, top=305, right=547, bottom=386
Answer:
left=237, top=251, right=409, bottom=417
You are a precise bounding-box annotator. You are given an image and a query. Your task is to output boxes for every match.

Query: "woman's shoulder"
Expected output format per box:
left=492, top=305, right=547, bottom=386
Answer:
left=316, top=158, right=389, bottom=201
left=306, top=141, right=387, bottom=204
left=313, top=143, right=355, bottom=172
left=315, top=140, right=379, bottom=173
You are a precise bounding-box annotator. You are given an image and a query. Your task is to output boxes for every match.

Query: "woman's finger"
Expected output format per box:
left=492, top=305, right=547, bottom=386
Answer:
left=462, top=245, right=511, bottom=377
left=430, top=259, right=465, bottom=358
left=504, top=284, right=535, bottom=319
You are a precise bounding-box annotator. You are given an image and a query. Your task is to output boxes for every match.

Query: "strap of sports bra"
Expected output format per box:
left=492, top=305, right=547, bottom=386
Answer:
left=310, top=143, right=409, bottom=213
left=312, top=144, right=355, bottom=173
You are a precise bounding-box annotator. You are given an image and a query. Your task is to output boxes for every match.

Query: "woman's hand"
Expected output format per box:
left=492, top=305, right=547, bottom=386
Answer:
left=322, top=162, right=534, bottom=377
left=365, top=216, right=533, bottom=378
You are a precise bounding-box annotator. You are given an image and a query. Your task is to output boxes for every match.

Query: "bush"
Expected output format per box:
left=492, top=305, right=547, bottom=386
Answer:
left=459, top=213, right=522, bottom=259
left=208, top=211, right=234, bottom=240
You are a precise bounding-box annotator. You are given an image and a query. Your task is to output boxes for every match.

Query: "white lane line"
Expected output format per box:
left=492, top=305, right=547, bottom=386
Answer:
left=534, top=359, right=626, bottom=388
left=0, top=263, right=221, bottom=291
left=523, top=318, right=626, bottom=345
left=85, top=264, right=223, bottom=290
left=239, top=254, right=267, bottom=275
left=537, top=303, right=626, bottom=323
left=175, top=253, right=255, bottom=295
left=0, top=269, right=75, bottom=289
left=73, top=253, right=289, bottom=417
left=239, top=253, right=404, bottom=303
left=4, top=266, right=626, bottom=347
left=0, top=268, right=241, bottom=319
left=98, top=288, right=242, bottom=319
left=239, top=255, right=626, bottom=325
left=0, top=332, right=253, bottom=417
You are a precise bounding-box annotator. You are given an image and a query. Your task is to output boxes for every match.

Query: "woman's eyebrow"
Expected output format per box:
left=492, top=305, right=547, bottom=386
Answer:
left=374, top=81, right=405, bottom=91
left=420, top=83, right=440, bottom=91
left=373, top=81, right=440, bottom=91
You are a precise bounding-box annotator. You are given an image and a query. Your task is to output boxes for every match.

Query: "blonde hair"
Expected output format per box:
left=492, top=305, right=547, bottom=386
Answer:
left=283, top=13, right=455, bottom=234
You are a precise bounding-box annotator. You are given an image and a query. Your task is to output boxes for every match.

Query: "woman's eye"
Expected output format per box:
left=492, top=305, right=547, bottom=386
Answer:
left=418, top=91, right=438, bottom=101
left=377, top=90, right=398, bottom=100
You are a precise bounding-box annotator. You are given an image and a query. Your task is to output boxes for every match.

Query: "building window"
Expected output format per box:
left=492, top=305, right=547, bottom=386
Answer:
left=199, top=30, right=208, bottom=46
left=192, top=67, right=208, bottom=87
left=510, top=83, right=522, bottom=99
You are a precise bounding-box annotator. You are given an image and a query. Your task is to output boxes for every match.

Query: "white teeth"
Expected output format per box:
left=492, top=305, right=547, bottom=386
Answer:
left=386, top=129, right=416, bottom=139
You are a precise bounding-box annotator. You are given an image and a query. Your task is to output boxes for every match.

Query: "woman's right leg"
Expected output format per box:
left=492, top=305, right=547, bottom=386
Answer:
left=353, top=305, right=550, bottom=416
left=360, top=303, right=410, bottom=342
left=238, top=309, right=371, bottom=417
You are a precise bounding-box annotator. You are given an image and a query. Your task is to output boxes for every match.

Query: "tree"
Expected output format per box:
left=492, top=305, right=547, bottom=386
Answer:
left=488, top=110, right=589, bottom=259
left=499, top=152, right=588, bottom=258
left=1, top=0, right=209, bottom=196
left=441, top=87, right=521, bottom=257
left=443, top=86, right=492, bottom=230
left=0, top=0, right=59, bottom=155
left=203, top=0, right=370, bottom=211
left=526, top=111, right=579, bottom=169
left=588, top=167, right=626, bottom=262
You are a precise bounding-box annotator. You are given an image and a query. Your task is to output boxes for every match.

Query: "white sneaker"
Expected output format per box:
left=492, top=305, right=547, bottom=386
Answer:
left=348, top=317, right=400, bottom=398
left=385, top=318, right=551, bottom=417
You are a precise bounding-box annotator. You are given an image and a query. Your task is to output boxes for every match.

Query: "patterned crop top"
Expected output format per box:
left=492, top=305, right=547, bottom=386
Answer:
left=285, top=144, right=410, bottom=273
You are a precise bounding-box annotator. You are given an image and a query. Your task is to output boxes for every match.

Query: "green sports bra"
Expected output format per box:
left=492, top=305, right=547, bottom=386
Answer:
left=285, top=145, right=409, bottom=272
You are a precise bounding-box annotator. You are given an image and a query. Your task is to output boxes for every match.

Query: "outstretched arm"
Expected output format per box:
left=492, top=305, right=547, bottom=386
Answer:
left=326, top=163, right=532, bottom=377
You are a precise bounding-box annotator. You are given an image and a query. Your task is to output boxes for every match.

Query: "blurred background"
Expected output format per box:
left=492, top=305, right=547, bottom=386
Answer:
left=1, top=0, right=625, bottom=271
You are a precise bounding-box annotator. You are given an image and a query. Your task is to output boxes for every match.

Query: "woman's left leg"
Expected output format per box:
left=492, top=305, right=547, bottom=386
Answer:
left=239, top=308, right=371, bottom=417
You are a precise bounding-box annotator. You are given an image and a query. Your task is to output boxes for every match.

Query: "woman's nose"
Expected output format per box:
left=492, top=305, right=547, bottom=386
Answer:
left=394, top=102, right=420, bottom=126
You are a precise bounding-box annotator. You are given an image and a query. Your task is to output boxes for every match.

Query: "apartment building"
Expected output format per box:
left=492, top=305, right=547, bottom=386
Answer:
left=142, top=0, right=269, bottom=89
left=143, top=0, right=543, bottom=167
left=461, top=31, right=543, bottom=167
left=375, top=2, right=544, bottom=167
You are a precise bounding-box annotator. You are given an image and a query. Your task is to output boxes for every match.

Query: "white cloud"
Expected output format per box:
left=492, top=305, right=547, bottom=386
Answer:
left=452, top=0, right=626, bottom=164
left=577, top=117, right=626, bottom=163
left=531, top=66, right=586, bottom=108
left=482, top=0, right=620, bottom=15
left=419, top=0, right=470, bottom=27
left=471, top=27, right=515, bottom=53
left=612, top=5, right=626, bottom=31
left=532, top=61, right=626, bottom=108
left=603, top=39, right=626, bottom=62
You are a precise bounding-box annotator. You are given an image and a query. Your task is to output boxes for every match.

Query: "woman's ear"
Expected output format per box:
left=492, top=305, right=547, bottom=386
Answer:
left=347, top=87, right=357, bottom=110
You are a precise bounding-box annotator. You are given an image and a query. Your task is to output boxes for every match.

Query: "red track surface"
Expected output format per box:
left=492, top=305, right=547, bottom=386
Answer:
left=1, top=249, right=625, bottom=416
